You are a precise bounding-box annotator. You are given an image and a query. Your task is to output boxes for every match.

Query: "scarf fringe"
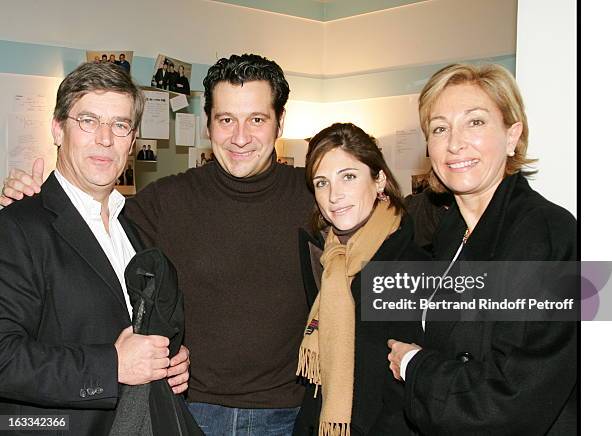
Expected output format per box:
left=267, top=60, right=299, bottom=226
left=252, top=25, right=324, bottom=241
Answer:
left=297, top=347, right=321, bottom=387
left=296, top=205, right=400, bottom=436
left=319, top=422, right=350, bottom=436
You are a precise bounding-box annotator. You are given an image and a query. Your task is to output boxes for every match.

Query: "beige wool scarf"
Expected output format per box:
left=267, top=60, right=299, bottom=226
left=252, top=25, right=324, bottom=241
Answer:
left=296, top=203, right=401, bottom=436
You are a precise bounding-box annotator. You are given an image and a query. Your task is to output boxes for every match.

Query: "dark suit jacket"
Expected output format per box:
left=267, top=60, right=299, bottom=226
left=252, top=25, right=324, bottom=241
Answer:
left=154, top=68, right=169, bottom=89
left=174, top=76, right=190, bottom=95
left=404, top=173, right=577, bottom=435
left=167, top=71, right=178, bottom=92
left=0, top=172, right=144, bottom=435
left=293, top=216, right=429, bottom=436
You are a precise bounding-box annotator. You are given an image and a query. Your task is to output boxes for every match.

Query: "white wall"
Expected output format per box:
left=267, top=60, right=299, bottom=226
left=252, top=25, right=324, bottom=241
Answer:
left=1, top=0, right=516, bottom=78
left=1, top=0, right=521, bottom=199
left=323, top=94, right=427, bottom=195
left=581, top=2, right=610, bottom=435
left=515, top=0, right=576, bottom=216
left=0, top=0, right=325, bottom=75
left=581, top=0, right=610, bottom=262
left=1, top=0, right=519, bottom=198
left=283, top=94, right=427, bottom=195
left=323, top=0, right=517, bottom=75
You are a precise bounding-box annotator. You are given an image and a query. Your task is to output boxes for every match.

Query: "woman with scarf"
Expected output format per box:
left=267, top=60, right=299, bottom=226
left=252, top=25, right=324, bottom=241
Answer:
left=293, top=122, right=428, bottom=436
left=387, top=64, right=577, bottom=434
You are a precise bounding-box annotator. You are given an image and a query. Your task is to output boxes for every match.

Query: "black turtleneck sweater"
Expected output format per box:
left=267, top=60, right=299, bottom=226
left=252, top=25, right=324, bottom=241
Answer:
left=125, top=160, right=314, bottom=408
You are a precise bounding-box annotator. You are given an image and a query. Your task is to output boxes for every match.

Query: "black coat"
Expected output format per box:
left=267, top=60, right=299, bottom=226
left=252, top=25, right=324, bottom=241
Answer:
left=154, top=68, right=169, bottom=89
left=110, top=248, right=202, bottom=436
left=404, top=188, right=452, bottom=251
left=174, top=75, right=190, bottom=95
left=293, top=216, right=429, bottom=436
left=404, top=173, right=578, bottom=435
left=0, top=173, right=143, bottom=435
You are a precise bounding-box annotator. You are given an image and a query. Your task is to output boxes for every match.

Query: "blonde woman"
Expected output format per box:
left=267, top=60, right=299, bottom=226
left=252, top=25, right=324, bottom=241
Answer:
left=388, top=64, right=577, bottom=435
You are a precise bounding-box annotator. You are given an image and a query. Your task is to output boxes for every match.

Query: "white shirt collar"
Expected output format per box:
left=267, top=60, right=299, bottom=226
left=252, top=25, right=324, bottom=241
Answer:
left=53, top=169, right=135, bottom=318
left=54, top=170, right=125, bottom=221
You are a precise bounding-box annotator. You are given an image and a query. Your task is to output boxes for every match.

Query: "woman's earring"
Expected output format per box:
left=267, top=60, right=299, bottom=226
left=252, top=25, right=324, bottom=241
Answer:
left=377, top=190, right=389, bottom=202
left=507, top=151, right=515, bottom=157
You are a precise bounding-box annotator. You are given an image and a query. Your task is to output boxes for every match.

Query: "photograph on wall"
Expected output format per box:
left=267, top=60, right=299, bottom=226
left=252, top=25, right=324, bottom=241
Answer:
left=151, top=54, right=192, bottom=95
left=411, top=172, right=430, bottom=195
left=276, top=138, right=308, bottom=167
left=133, top=139, right=157, bottom=162
left=277, top=156, right=295, bottom=166
left=188, top=147, right=214, bottom=168
left=115, top=156, right=136, bottom=196
left=86, top=50, right=133, bottom=74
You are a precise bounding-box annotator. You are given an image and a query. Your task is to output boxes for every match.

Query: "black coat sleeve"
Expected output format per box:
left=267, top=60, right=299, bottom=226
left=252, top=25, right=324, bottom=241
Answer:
left=404, top=321, right=576, bottom=435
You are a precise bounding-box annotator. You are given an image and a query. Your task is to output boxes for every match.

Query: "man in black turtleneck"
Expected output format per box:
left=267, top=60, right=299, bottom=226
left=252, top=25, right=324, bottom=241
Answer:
left=125, top=54, right=313, bottom=435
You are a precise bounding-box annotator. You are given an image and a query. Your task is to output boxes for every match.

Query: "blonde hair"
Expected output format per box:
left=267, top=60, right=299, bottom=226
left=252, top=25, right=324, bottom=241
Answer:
left=419, top=63, right=536, bottom=192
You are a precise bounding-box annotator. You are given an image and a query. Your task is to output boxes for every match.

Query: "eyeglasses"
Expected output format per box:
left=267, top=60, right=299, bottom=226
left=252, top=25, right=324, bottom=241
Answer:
left=67, top=114, right=134, bottom=137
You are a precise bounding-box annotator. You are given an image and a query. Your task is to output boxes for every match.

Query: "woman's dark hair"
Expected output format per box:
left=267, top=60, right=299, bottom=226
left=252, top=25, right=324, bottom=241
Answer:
left=203, top=54, right=290, bottom=128
left=305, top=122, right=406, bottom=231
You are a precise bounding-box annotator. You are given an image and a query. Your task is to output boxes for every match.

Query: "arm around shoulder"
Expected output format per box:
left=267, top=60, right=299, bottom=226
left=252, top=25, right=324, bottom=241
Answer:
left=124, top=180, right=164, bottom=247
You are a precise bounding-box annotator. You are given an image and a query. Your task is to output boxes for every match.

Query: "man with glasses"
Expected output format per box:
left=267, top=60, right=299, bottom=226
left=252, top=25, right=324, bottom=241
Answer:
left=0, top=62, right=189, bottom=435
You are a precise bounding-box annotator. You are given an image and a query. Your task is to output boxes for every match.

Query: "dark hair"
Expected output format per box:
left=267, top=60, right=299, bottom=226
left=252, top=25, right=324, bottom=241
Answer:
left=53, top=62, right=145, bottom=132
left=203, top=54, right=290, bottom=127
left=305, top=122, right=406, bottom=231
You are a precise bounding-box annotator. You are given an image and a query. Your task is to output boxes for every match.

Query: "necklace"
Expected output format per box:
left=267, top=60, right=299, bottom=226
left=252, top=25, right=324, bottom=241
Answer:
left=422, top=227, right=470, bottom=330
left=462, top=228, right=471, bottom=244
